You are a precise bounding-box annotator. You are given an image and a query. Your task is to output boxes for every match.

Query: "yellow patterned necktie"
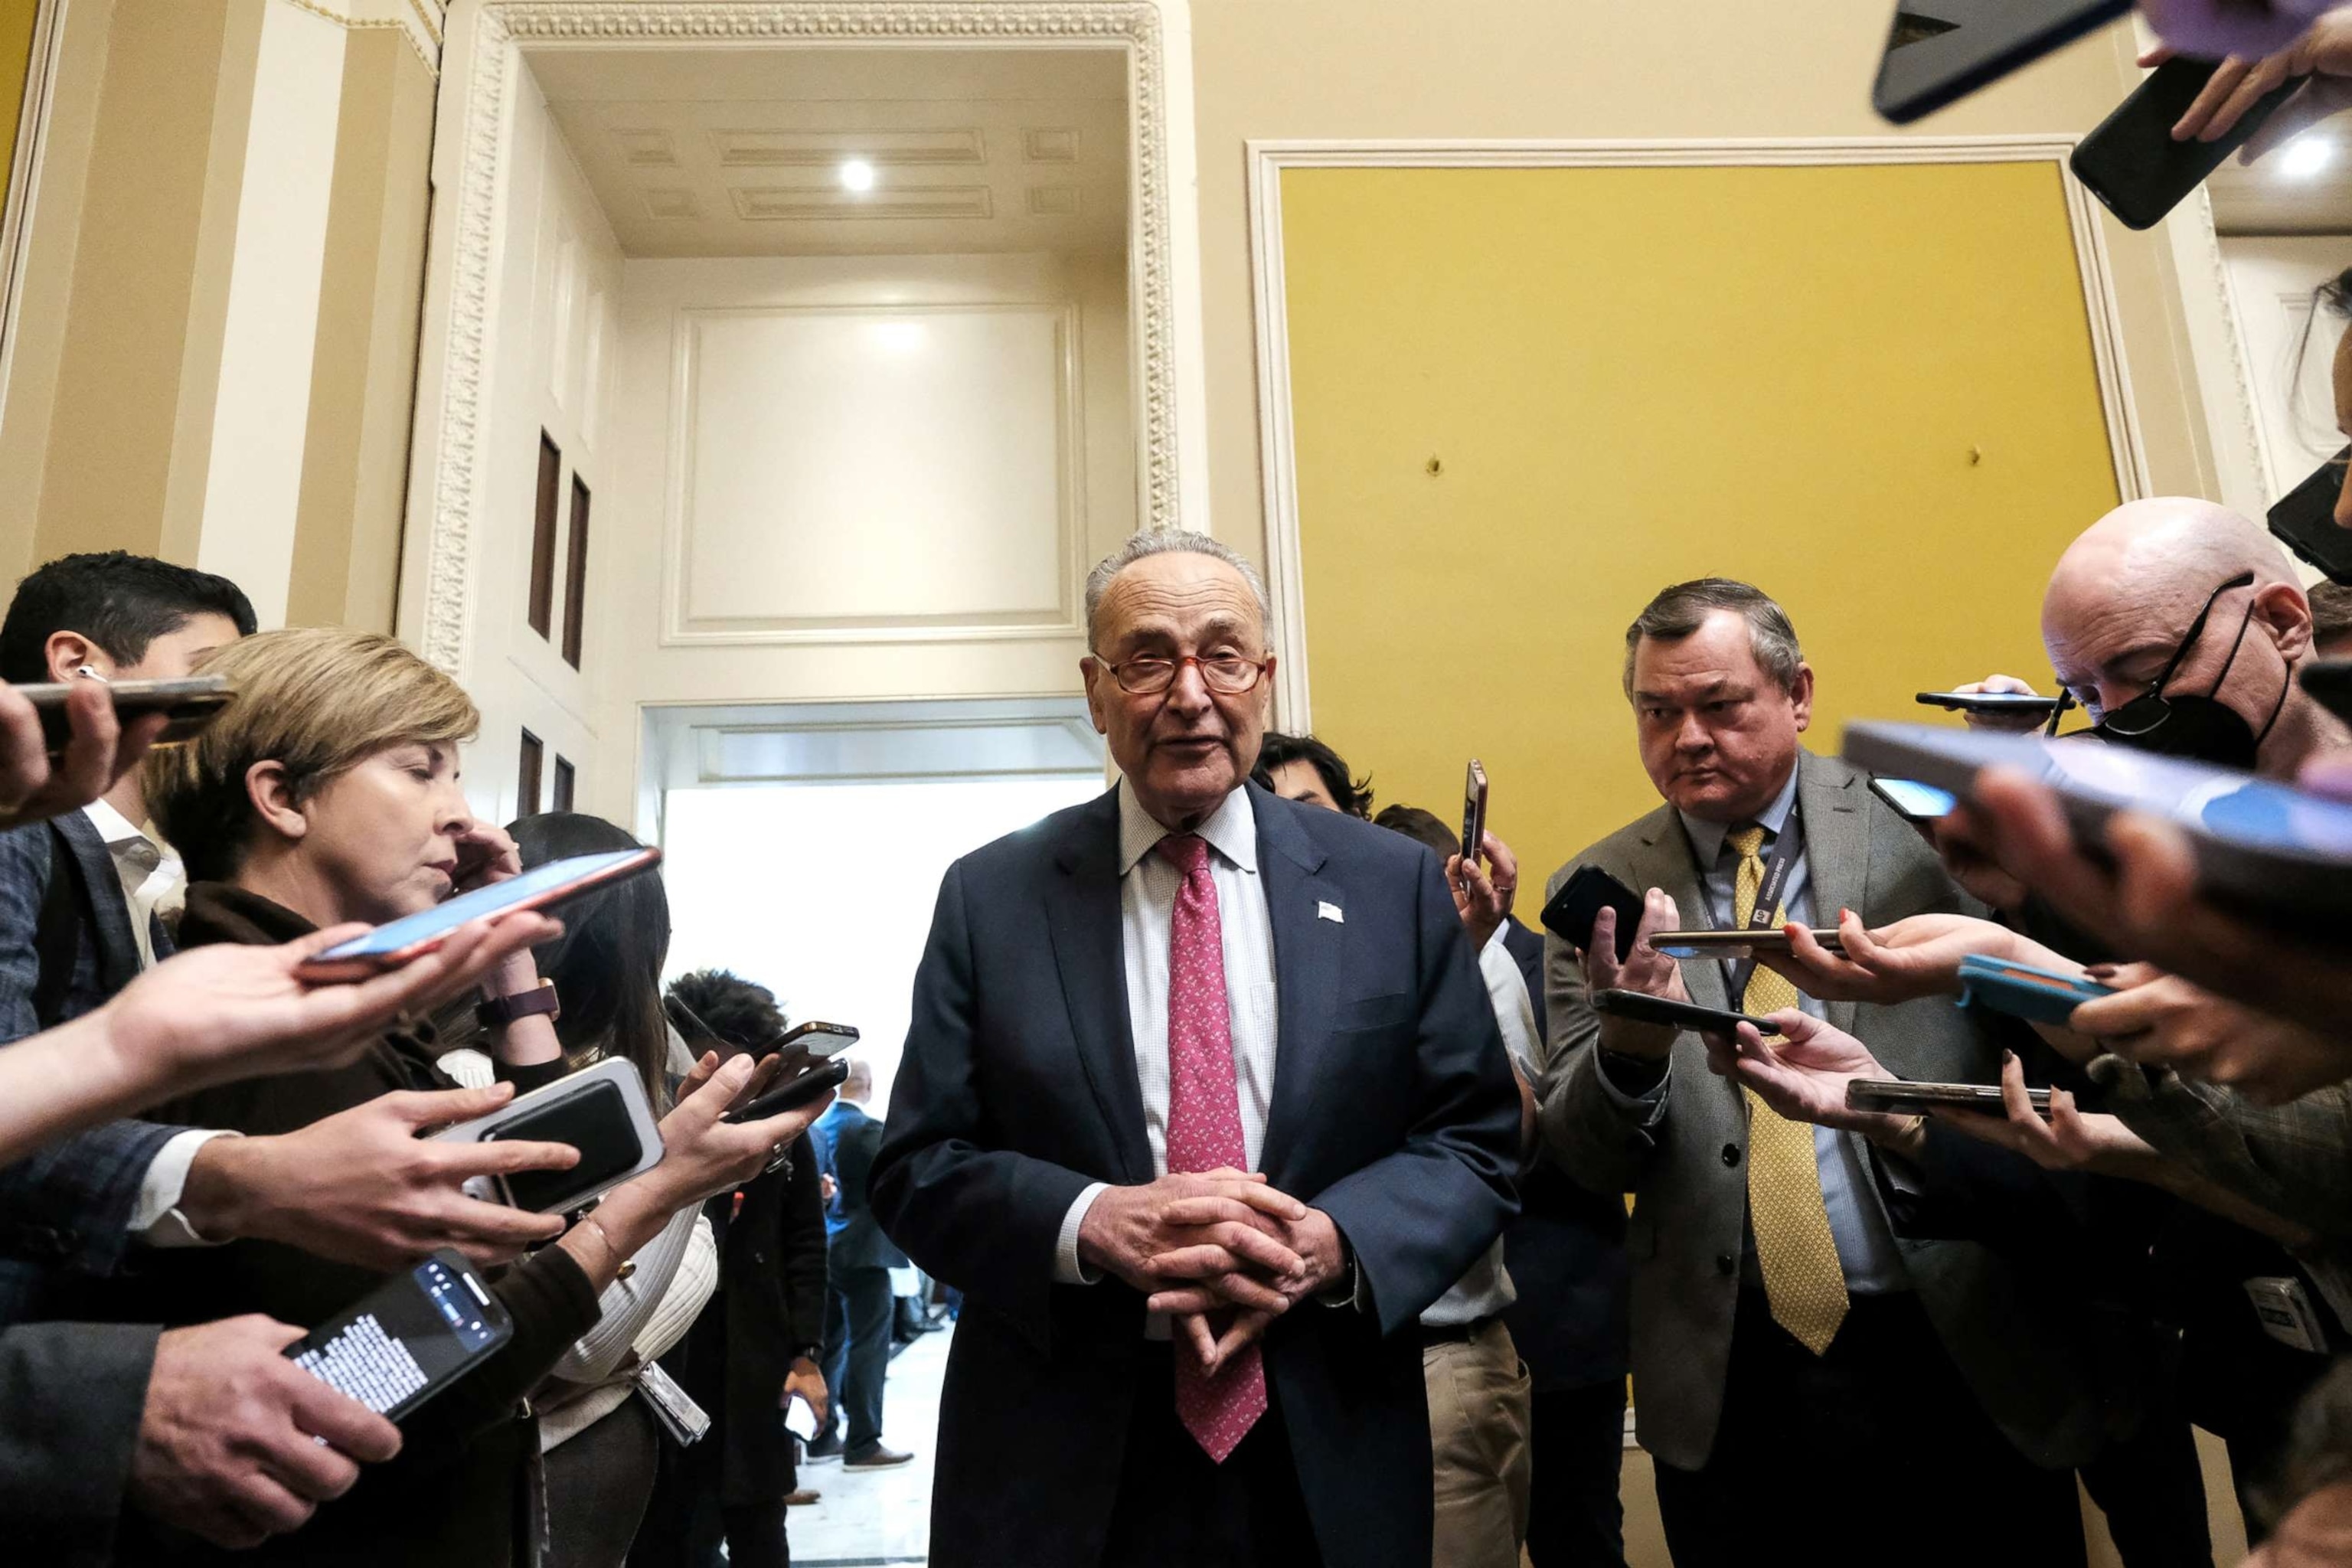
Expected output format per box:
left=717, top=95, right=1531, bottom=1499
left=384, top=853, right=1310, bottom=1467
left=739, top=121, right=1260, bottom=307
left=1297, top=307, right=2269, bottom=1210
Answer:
left=1727, top=823, right=1849, bottom=1357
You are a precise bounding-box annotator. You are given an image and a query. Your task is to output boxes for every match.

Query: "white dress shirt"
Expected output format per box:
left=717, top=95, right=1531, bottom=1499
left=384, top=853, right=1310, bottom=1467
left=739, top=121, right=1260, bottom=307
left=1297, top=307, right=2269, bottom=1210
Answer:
left=1054, top=780, right=1279, bottom=1292
left=1419, top=927, right=1534, bottom=1327
left=85, top=801, right=232, bottom=1249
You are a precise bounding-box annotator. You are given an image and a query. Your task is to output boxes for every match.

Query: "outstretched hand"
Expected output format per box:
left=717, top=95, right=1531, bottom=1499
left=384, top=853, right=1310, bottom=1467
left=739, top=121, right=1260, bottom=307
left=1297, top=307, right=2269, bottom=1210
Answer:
left=1756, top=910, right=2015, bottom=1006
left=0, top=680, right=168, bottom=833
left=1583, top=887, right=1691, bottom=1060
left=1701, top=1010, right=1909, bottom=1139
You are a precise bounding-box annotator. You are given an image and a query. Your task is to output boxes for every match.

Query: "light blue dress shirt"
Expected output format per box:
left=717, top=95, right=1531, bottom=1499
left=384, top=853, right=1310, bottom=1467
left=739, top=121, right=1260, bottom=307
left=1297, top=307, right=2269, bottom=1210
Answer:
left=1677, top=766, right=1907, bottom=1294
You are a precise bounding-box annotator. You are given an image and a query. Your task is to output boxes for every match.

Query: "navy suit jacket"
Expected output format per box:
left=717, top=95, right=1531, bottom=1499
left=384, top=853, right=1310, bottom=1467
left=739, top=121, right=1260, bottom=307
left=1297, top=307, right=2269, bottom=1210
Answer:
left=871, top=783, right=1521, bottom=1568
left=815, top=1101, right=903, bottom=1272
left=0, top=813, right=183, bottom=1302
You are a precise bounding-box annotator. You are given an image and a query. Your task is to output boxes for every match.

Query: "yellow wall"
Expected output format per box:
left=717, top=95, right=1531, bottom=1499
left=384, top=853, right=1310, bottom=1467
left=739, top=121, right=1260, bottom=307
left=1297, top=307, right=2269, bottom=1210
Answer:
left=0, top=0, right=40, bottom=188
left=1279, top=158, right=2122, bottom=892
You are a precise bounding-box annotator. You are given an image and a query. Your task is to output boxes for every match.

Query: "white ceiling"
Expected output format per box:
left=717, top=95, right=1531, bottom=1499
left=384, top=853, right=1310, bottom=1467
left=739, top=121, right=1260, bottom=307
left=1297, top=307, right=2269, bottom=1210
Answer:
left=2208, top=130, right=2352, bottom=236
left=531, top=47, right=1131, bottom=259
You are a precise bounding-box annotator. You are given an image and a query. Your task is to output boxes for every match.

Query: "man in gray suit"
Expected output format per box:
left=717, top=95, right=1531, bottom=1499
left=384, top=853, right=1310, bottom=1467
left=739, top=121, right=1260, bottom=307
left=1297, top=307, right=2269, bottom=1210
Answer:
left=1534, top=579, right=2103, bottom=1566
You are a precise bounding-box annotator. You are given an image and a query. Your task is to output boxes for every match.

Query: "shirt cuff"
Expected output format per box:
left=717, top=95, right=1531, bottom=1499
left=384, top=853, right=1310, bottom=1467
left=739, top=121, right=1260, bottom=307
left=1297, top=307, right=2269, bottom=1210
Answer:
left=1054, top=1181, right=1109, bottom=1285
left=130, top=1129, right=238, bottom=1248
left=1595, top=1048, right=1671, bottom=1122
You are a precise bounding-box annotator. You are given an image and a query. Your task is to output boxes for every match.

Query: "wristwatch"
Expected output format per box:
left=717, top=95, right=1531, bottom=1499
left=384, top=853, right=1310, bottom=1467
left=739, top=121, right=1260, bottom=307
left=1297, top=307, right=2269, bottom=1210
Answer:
left=477, top=978, right=560, bottom=1031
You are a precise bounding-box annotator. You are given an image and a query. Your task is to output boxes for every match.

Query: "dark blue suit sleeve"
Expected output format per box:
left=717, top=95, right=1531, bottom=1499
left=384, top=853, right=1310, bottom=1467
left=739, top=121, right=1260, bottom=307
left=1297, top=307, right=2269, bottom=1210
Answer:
left=871, top=860, right=1097, bottom=1351
left=1309, top=851, right=1522, bottom=1338
left=0, top=825, right=185, bottom=1279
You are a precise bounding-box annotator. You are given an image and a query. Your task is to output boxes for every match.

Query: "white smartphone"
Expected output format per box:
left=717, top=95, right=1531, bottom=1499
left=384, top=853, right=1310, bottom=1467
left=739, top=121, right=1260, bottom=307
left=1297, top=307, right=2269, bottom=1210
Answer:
left=783, top=1393, right=822, bottom=1443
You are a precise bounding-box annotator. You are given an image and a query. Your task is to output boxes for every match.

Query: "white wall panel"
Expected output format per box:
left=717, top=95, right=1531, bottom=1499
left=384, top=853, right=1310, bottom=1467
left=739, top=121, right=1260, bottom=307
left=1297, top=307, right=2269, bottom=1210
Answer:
left=2220, top=236, right=2352, bottom=502
left=671, top=302, right=1077, bottom=638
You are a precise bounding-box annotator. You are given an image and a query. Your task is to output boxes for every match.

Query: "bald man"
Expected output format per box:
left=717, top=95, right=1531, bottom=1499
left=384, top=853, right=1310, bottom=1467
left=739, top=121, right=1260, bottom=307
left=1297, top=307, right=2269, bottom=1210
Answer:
left=1964, top=498, right=2349, bottom=777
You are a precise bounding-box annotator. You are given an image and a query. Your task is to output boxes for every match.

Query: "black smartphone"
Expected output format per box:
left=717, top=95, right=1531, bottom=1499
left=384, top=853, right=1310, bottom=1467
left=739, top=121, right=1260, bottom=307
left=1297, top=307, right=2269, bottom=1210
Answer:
left=1592, top=988, right=1782, bottom=1036
left=17, top=674, right=235, bottom=756
left=2070, top=55, right=2303, bottom=230
left=1460, top=760, right=1488, bottom=866
left=1845, top=1078, right=2053, bottom=1119
left=2302, top=660, right=2352, bottom=725
left=1540, top=864, right=1645, bottom=962
left=725, top=1056, right=850, bottom=1125
left=431, top=1058, right=664, bottom=1214
left=2269, top=447, right=2352, bottom=586
left=286, top=1250, right=514, bottom=1420
left=1916, top=690, right=2063, bottom=717
left=773, top=1021, right=860, bottom=1058
left=1872, top=0, right=2131, bottom=124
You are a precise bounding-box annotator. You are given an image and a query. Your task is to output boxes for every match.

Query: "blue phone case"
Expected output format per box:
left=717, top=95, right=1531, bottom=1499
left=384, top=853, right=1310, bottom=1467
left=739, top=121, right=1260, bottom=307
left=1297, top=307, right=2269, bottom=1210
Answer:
left=1955, top=955, right=2115, bottom=1027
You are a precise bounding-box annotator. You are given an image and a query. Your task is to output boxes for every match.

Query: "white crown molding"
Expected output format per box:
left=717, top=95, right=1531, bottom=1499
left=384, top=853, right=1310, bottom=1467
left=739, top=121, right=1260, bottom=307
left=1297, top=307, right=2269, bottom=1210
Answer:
left=1246, top=136, right=2152, bottom=731
left=402, top=0, right=1194, bottom=678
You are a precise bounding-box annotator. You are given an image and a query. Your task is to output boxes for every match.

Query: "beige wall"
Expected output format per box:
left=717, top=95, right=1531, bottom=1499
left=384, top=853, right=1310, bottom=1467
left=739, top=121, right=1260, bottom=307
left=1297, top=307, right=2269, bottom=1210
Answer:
left=0, top=0, right=429, bottom=622
left=287, top=27, right=437, bottom=633
left=1187, top=0, right=2223, bottom=570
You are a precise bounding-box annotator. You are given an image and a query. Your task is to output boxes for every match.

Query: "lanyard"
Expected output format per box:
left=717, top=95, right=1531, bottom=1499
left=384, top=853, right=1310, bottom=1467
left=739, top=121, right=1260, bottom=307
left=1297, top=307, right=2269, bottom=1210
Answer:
left=1684, top=808, right=1805, bottom=1005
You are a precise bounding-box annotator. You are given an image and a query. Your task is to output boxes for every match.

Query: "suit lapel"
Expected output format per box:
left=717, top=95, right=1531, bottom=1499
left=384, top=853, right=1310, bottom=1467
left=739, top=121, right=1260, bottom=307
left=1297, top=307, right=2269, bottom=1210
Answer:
left=1625, top=807, right=1728, bottom=1011
left=1044, top=789, right=1153, bottom=1184
left=1253, top=788, right=1338, bottom=1181
left=1795, top=751, right=1868, bottom=1037
left=53, top=812, right=139, bottom=993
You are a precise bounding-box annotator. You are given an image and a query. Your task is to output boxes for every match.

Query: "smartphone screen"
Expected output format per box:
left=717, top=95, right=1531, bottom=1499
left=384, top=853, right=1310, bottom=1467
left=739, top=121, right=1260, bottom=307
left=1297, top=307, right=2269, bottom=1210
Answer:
left=2269, top=448, right=2352, bottom=586
left=1871, top=777, right=1959, bottom=820
left=487, top=1079, right=646, bottom=1213
left=287, top=1252, right=512, bottom=1420
left=297, top=848, right=661, bottom=975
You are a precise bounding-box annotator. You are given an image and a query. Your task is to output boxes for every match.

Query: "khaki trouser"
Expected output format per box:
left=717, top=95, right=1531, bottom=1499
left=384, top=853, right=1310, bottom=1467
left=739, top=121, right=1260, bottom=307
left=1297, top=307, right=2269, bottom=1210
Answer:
left=1423, top=1318, right=1533, bottom=1568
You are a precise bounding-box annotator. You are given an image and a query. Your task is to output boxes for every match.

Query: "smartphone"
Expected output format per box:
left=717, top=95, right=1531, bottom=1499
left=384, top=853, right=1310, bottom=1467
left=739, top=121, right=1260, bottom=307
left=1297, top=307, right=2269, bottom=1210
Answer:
left=429, top=1057, right=665, bottom=1213
left=725, top=1056, right=851, bottom=1125
left=1844, top=1078, right=2053, bottom=1119
left=17, top=674, right=235, bottom=756
left=782, top=1393, right=822, bottom=1444
left=1460, top=759, right=1489, bottom=866
left=1956, top=953, right=2117, bottom=1026
left=773, top=1021, right=860, bottom=1059
left=1591, top=988, right=1782, bottom=1036
left=1871, top=776, right=1961, bottom=822
left=1916, top=690, right=2063, bottom=718
left=1651, top=929, right=1844, bottom=959
left=2269, top=448, right=2352, bottom=586
left=1872, top=0, right=2131, bottom=124
left=295, top=847, right=663, bottom=980
left=2302, top=660, right=2352, bottom=726
left=1841, top=721, right=2352, bottom=923
left=285, top=1250, right=514, bottom=1420
left=1540, top=864, right=1645, bottom=962
left=2070, top=55, right=2303, bottom=230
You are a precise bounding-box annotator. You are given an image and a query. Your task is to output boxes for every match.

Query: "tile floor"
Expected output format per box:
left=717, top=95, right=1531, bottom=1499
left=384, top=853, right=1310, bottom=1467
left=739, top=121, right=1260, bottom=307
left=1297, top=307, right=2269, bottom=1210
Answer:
left=786, top=1325, right=949, bottom=1566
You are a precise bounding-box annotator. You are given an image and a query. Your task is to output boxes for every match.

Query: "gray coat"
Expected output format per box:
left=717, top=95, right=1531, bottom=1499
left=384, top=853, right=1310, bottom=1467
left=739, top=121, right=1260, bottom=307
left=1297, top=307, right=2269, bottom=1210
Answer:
left=1534, top=750, right=2108, bottom=1473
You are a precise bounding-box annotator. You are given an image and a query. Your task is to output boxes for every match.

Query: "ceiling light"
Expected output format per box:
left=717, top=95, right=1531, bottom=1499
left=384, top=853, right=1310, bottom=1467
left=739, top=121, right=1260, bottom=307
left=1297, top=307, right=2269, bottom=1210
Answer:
left=839, top=158, right=876, bottom=194
left=2280, top=136, right=2336, bottom=181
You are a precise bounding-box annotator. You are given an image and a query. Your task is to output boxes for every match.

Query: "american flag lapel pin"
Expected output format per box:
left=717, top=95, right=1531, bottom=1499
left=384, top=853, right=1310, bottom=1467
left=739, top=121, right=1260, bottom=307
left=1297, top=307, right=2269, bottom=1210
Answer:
left=1316, top=900, right=1344, bottom=924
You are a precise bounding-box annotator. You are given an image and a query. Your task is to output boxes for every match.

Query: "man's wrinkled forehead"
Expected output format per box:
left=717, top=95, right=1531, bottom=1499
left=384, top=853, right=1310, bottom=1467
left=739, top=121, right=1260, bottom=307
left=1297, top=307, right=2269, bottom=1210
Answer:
left=1092, top=555, right=1266, bottom=651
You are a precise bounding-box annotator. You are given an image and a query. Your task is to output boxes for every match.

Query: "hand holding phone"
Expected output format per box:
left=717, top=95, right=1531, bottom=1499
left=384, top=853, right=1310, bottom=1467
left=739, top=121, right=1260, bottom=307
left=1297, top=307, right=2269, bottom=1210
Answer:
left=429, top=1059, right=665, bottom=1214
left=1541, top=865, right=1645, bottom=962
left=726, top=1057, right=851, bottom=1125
left=286, top=1251, right=514, bottom=1420
left=295, top=848, right=662, bottom=981
left=1460, top=760, right=1489, bottom=871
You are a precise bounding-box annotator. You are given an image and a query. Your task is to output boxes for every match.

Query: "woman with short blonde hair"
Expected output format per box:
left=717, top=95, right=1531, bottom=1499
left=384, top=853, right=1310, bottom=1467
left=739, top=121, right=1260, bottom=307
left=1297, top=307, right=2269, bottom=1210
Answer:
left=114, top=626, right=832, bottom=1567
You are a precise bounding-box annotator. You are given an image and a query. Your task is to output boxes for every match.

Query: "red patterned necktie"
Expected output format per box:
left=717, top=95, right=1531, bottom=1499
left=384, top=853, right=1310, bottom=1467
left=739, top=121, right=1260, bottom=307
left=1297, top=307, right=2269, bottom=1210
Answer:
left=1156, top=833, right=1267, bottom=1463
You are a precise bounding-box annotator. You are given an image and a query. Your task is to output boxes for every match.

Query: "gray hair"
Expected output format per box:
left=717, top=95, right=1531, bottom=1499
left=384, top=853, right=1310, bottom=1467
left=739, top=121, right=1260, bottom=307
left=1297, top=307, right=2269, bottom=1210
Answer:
left=1622, top=578, right=1804, bottom=700
left=1083, top=529, right=1273, bottom=651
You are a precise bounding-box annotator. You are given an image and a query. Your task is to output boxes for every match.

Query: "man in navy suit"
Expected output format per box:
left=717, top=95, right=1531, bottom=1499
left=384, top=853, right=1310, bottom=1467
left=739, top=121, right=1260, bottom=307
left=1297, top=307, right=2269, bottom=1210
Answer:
left=871, top=530, right=1521, bottom=1568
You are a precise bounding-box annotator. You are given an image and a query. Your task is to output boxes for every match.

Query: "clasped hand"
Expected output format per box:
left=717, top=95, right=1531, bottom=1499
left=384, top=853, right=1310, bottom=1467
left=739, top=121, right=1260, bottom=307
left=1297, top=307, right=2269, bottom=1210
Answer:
left=1076, top=1168, right=1346, bottom=1374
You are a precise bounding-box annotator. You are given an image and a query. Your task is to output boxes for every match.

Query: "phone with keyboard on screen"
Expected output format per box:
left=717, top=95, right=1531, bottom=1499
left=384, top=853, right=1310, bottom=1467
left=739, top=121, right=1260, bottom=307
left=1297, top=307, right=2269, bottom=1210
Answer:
left=286, top=1251, right=513, bottom=1421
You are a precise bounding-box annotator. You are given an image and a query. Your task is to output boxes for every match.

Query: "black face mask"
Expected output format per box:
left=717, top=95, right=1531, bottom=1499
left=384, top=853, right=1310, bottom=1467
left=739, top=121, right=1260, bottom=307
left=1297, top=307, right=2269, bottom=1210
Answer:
left=2092, top=570, right=2287, bottom=771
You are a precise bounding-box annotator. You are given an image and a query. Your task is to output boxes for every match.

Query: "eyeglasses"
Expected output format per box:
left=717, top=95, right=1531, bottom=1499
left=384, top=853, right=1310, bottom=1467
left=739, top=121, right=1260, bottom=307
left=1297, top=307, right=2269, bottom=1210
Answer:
left=1097, top=653, right=1270, bottom=697
left=2096, top=570, right=2256, bottom=739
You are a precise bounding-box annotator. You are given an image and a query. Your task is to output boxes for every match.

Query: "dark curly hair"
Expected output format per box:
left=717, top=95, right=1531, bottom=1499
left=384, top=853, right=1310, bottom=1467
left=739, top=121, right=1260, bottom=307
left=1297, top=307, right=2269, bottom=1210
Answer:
left=1252, top=731, right=1373, bottom=817
left=664, top=968, right=787, bottom=1059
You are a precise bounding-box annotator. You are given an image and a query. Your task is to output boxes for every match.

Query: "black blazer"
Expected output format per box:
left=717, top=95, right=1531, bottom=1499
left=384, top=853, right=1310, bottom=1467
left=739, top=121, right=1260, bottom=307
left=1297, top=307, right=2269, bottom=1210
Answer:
left=871, top=783, right=1521, bottom=1568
